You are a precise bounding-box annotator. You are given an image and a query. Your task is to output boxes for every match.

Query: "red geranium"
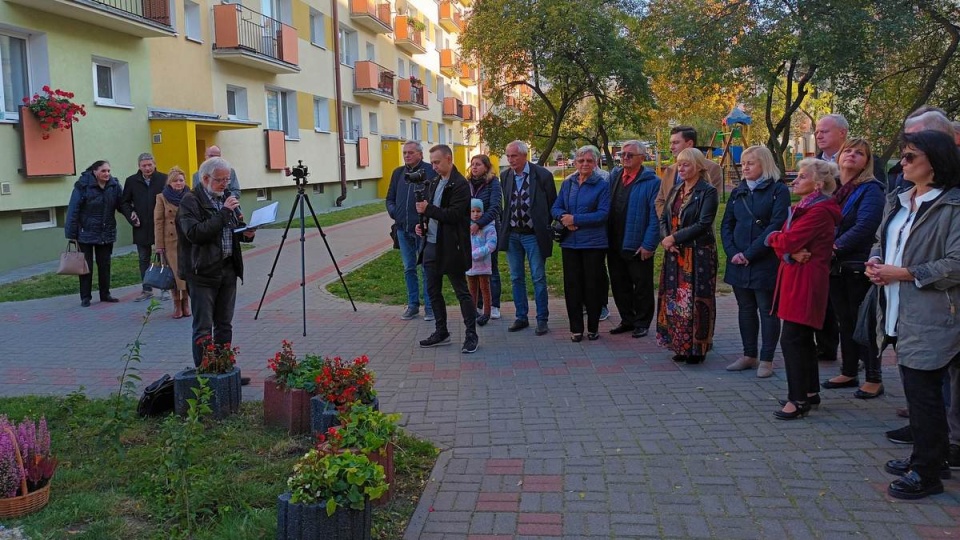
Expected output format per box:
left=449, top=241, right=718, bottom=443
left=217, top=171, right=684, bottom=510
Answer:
left=23, top=86, right=86, bottom=139
left=314, top=355, right=376, bottom=407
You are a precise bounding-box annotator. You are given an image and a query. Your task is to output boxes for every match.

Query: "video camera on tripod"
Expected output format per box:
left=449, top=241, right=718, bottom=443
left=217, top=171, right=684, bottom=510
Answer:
left=284, top=160, right=309, bottom=183
left=404, top=168, right=430, bottom=232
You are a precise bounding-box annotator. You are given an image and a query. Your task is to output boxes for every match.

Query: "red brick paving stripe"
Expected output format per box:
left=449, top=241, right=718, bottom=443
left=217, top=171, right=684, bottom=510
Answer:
left=409, top=362, right=435, bottom=372
left=916, top=525, right=960, bottom=539
left=485, top=458, right=524, bottom=475
left=564, top=359, right=592, bottom=368
left=522, top=475, right=563, bottom=492
left=540, top=367, right=569, bottom=376
left=477, top=492, right=520, bottom=502
left=596, top=365, right=624, bottom=374
left=615, top=357, right=645, bottom=365
left=461, top=361, right=486, bottom=371
left=467, top=536, right=514, bottom=540
left=475, top=500, right=520, bottom=512
left=518, top=513, right=562, bottom=524
left=432, top=369, right=461, bottom=380
left=511, top=359, right=539, bottom=369
left=516, top=523, right=563, bottom=535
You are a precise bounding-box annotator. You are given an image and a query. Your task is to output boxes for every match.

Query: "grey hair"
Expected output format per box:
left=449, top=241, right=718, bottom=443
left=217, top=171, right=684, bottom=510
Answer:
left=575, top=145, right=600, bottom=161
left=506, top=140, right=529, bottom=155
left=137, top=152, right=155, bottom=163
left=796, top=158, right=838, bottom=195
left=198, top=157, right=232, bottom=183
left=905, top=111, right=956, bottom=136
left=621, top=140, right=647, bottom=156
left=403, top=140, right=423, bottom=152
left=818, top=113, right=849, bottom=131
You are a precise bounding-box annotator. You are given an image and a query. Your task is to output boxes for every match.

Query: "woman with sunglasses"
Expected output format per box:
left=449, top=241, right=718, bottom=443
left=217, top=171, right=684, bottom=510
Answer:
left=821, top=138, right=886, bottom=398
left=866, top=130, right=960, bottom=500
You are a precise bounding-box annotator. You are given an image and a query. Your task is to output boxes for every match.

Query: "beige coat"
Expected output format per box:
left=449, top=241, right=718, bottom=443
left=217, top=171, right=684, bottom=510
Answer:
left=656, top=159, right=723, bottom=217
left=154, top=192, right=187, bottom=291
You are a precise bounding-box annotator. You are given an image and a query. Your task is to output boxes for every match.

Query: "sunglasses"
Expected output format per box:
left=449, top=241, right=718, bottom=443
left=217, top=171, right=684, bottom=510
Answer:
left=900, top=152, right=923, bottom=164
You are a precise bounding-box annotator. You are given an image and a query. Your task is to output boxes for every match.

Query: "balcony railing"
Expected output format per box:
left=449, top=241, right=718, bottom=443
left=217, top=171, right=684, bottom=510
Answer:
left=438, top=1, right=461, bottom=33
left=439, top=49, right=458, bottom=77
left=353, top=60, right=396, bottom=101
left=397, top=79, right=429, bottom=110
left=442, top=97, right=463, bottom=120
left=394, top=16, right=427, bottom=55
left=350, top=0, right=392, bottom=34
left=459, top=63, right=478, bottom=86
left=213, top=3, right=299, bottom=73
left=462, top=104, right=477, bottom=122
left=5, top=0, right=176, bottom=37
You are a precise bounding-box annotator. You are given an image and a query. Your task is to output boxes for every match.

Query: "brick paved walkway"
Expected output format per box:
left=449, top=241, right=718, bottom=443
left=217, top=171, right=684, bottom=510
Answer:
left=1, top=212, right=957, bottom=539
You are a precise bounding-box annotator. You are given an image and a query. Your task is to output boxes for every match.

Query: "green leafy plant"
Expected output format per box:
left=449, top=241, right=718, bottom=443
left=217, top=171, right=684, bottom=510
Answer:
left=408, top=18, right=426, bottom=33
left=160, top=377, right=213, bottom=537
left=267, top=341, right=325, bottom=393
left=318, top=403, right=400, bottom=455
left=287, top=449, right=387, bottom=516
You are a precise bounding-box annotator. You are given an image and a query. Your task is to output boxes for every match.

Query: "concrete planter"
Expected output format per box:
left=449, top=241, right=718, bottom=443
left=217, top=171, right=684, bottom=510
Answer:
left=276, top=492, right=372, bottom=540
left=263, top=376, right=312, bottom=435
left=174, top=368, right=241, bottom=420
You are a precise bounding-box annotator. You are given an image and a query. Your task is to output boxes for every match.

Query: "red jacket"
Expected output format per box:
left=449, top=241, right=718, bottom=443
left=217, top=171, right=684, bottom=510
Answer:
left=768, top=197, right=841, bottom=328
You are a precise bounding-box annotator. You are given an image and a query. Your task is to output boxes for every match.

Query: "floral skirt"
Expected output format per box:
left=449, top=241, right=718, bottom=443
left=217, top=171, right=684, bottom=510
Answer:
left=656, top=245, right=718, bottom=356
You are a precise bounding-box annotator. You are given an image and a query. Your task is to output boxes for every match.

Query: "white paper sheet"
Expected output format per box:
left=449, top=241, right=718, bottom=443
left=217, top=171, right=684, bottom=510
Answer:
left=234, top=201, right=279, bottom=232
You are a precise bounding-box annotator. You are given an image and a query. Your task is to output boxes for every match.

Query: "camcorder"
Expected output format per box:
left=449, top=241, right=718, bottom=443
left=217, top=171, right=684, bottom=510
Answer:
left=285, top=160, right=309, bottom=183
left=404, top=168, right=431, bottom=232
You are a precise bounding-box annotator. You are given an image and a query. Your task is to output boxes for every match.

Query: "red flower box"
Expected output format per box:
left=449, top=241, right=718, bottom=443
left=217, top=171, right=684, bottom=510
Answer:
left=263, top=375, right=313, bottom=435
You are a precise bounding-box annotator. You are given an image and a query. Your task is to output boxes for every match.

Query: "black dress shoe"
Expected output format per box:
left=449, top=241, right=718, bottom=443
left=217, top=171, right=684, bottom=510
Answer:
left=240, top=377, right=251, bottom=386
left=672, top=355, right=686, bottom=362
left=779, top=394, right=821, bottom=407
left=508, top=319, right=529, bottom=332
left=854, top=385, right=884, bottom=399
left=886, top=425, right=913, bottom=444
left=685, top=355, right=705, bottom=365
left=571, top=333, right=583, bottom=343
left=587, top=332, right=600, bottom=341
left=821, top=377, right=859, bottom=389
left=773, top=401, right=811, bottom=420
left=884, top=457, right=951, bottom=479
left=80, top=299, right=91, bottom=307
left=888, top=470, right=944, bottom=500
left=609, top=324, right=634, bottom=335
left=101, top=295, right=120, bottom=303
left=632, top=328, right=649, bottom=338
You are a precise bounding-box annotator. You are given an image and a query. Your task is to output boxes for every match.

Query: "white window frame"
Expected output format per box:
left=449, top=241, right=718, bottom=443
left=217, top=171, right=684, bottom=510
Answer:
left=411, top=119, right=421, bottom=141
left=399, top=119, right=407, bottom=139
left=256, top=188, right=271, bottom=201
left=365, top=41, right=375, bottom=61
left=0, top=33, right=31, bottom=122
left=92, top=57, right=132, bottom=108
left=314, top=96, right=330, bottom=132
left=338, top=25, right=358, bottom=66
left=309, top=9, right=326, bottom=48
left=397, top=58, right=406, bottom=78
left=226, top=85, right=248, bottom=120
left=265, top=86, right=298, bottom=139
left=426, top=120, right=433, bottom=143
left=438, top=125, right=446, bottom=144
left=184, top=0, right=202, bottom=42
left=368, top=112, right=379, bottom=134
left=342, top=103, right=361, bottom=141
left=20, top=208, right=56, bottom=231
left=437, top=76, right=444, bottom=102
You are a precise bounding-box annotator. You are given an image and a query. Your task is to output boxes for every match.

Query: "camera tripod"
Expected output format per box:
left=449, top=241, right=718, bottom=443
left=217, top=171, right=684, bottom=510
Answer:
left=254, top=175, right=356, bottom=336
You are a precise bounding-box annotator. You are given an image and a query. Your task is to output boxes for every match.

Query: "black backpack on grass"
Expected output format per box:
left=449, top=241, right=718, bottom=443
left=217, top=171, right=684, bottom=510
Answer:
left=137, top=374, right=175, bottom=417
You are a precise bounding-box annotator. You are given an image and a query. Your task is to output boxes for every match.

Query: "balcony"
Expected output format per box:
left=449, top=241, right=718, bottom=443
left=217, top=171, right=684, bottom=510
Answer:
left=462, top=104, right=477, bottom=123
left=438, top=1, right=461, bottom=33
left=505, top=95, right=518, bottom=108
left=212, top=3, right=299, bottom=74
left=350, top=0, right=392, bottom=34
left=397, top=79, right=429, bottom=110
left=5, top=0, right=175, bottom=37
left=353, top=61, right=396, bottom=102
left=442, top=97, right=463, bottom=121
left=459, top=63, right=478, bottom=86
left=394, top=16, right=426, bottom=55
left=459, top=0, right=473, bottom=6
left=439, top=49, right=459, bottom=77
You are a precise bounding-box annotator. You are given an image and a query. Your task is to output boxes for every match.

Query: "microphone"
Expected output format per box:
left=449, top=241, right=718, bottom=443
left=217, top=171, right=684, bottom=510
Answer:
left=226, top=189, right=245, bottom=228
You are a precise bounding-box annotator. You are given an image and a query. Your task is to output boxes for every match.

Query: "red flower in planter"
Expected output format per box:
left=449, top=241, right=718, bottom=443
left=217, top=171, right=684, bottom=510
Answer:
left=314, top=355, right=376, bottom=407
left=195, top=336, right=239, bottom=375
left=23, top=86, right=86, bottom=140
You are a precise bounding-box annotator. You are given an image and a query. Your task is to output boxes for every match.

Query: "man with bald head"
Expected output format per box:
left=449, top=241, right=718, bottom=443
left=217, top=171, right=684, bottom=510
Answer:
left=193, top=146, right=241, bottom=195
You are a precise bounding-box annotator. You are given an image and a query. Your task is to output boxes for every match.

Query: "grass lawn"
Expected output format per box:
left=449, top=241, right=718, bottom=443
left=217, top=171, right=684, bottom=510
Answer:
left=263, top=201, right=385, bottom=230
left=326, top=204, right=730, bottom=306
left=0, top=395, right=437, bottom=540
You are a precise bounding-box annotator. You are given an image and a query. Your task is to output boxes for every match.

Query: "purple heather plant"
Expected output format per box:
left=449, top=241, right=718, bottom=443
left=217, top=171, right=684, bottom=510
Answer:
left=0, top=417, right=22, bottom=498
left=0, top=415, right=56, bottom=497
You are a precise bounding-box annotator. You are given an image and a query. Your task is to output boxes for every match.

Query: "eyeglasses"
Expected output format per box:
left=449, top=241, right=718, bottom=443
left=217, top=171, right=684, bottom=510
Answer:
left=576, top=159, right=595, bottom=164
left=621, top=153, right=638, bottom=159
left=900, top=152, right=924, bottom=164
left=210, top=175, right=231, bottom=183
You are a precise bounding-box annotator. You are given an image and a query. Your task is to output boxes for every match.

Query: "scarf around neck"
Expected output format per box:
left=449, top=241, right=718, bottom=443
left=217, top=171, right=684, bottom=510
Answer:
left=163, top=184, right=185, bottom=206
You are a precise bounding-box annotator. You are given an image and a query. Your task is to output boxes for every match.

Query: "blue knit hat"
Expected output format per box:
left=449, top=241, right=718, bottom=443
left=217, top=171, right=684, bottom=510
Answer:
left=470, top=198, right=484, bottom=211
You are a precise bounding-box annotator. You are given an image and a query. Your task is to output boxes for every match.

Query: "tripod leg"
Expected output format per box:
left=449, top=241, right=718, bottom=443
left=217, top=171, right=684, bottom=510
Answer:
left=254, top=193, right=301, bottom=320
left=302, top=193, right=357, bottom=311
left=298, top=193, right=307, bottom=337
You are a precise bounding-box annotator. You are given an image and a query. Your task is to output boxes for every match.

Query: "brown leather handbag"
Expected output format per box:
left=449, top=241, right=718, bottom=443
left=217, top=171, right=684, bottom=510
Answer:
left=57, top=241, right=89, bottom=276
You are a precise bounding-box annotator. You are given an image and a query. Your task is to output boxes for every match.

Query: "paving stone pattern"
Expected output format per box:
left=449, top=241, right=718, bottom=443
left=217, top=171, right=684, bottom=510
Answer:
left=1, top=212, right=958, bottom=538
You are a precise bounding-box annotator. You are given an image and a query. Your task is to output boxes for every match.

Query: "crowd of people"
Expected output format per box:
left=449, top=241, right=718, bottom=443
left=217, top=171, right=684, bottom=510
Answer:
left=387, top=109, right=960, bottom=500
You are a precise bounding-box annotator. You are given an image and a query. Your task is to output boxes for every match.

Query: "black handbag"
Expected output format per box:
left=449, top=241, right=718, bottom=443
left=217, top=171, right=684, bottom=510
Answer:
left=137, top=374, right=175, bottom=417
left=551, top=219, right=568, bottom=243
left=390, top=223, right=400, bottom=249
left=143, top=253, right=176, bottom=290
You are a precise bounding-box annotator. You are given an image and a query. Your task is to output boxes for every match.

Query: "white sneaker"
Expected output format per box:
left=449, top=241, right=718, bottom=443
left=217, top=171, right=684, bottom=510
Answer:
left=491, top=307, right=501, bottom=320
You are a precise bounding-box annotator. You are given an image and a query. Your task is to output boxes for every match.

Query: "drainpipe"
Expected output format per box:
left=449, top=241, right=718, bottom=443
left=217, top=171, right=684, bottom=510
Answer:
left=332, top=0, right=348, bottom=206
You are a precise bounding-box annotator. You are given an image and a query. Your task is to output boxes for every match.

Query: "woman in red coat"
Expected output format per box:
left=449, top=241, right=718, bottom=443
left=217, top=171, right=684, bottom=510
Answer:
left=766, top=158, right=841, bottom=419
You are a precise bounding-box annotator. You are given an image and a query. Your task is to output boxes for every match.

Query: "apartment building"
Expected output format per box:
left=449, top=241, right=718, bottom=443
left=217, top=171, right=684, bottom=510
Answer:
left=0, top=0, right=480, bottom=273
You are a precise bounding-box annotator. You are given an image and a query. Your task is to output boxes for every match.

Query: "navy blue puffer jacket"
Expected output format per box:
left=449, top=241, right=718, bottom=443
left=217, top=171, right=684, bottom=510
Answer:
left=65, top=171, right=123, bottom=244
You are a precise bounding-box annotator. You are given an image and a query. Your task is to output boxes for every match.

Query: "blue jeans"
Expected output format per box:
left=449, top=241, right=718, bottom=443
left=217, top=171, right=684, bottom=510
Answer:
left=397, top=228, right=431, bottom=312
left=506, top=232, right=548, bottom=323
left=733, top=286, right=780, bottom=362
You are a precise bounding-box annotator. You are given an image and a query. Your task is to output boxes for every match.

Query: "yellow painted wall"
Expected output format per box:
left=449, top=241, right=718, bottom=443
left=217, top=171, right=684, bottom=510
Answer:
left=454, top=145, right=469, bottom=173
left=379, top=139, right=403, bottom=197
left=146, top=2, right=214, bottom=111
left=149, top=120, right=199, bottom=185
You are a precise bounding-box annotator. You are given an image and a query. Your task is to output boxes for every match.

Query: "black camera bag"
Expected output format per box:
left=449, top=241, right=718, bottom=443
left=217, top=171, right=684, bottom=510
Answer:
left=137, top=374, right=175, bottom=417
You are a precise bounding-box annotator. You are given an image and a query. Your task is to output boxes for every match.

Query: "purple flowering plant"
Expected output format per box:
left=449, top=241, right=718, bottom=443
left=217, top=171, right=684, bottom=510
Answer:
left=0, top=415, right=57, bottom=498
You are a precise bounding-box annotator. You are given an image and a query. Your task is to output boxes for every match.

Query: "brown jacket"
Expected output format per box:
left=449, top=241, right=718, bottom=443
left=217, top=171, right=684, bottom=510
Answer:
left=656, top=160, right=723, bottom=217
left=154, top=192, right=187, bottom=291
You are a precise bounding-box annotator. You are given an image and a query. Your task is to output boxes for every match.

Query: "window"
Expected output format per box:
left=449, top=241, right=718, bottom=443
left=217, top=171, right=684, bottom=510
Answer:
left=312, top=183, right=325, bottom=194
left=342, top=104, right=361, bottom=141
left=448, top=128, right=453, bottom=143
left=437, top=76, right=444, bottom=102
left=399, top=119, right=407, bottom=139
left=184, top=0, right=202, bottom=41
left=92, top=57, right=131, bottom=107
left=397, top=58, right=406, bottom=78
left=309, top=9, right=326, bottom=47
left=438, top=126, right=446, bottom=144
left=426, top=121, right=433, bottom=143
left=0, top=34, right=29, bottom=120
left=265, top=87, right=298, bottom=137
left=256, top=188, right=271, bottom=201
left=353, top=180, right=363, bottom=189
left=21, top=208, right=56, bottom=231
left=313, top=97, right=330, bottom=131
left=226, top=85, right=248, bottom=119
left=338, top=26, right=358, bottom=66
left=365, top=42, right=375, bottom=61
left=368, top=112, right=378, bottom=134
left=411, top=119, right=421, bottom=141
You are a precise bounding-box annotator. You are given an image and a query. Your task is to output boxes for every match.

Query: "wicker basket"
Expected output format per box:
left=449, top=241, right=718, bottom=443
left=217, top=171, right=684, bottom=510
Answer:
left=0, top=426, right=52, bottom=519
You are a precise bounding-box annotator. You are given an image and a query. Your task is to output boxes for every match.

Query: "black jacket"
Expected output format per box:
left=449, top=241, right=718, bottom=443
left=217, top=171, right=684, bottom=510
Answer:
left=498, top=161, right=558, bottom=257
left=176, top=185, right=251, bottom=288
left=418, top=166, right=472, bottom=274
left=660, top=178, right=719, bottom=248
left=121, top=170, right=167, bottom=245
left=385, top=160, right=438, bottom=233
left=65, top=171, right=123, bottom=244
left=720, top=178, right=790, bottom=290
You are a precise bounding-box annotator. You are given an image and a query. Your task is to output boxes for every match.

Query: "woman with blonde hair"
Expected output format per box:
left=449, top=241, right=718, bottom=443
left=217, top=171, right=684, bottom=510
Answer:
left=720, top=145, right=790, bottom=377
left=154, top=166, right=190, bottom=318
left=767, top=158, right=841, bottom=419
left=657, top=148, right=719, bottom=364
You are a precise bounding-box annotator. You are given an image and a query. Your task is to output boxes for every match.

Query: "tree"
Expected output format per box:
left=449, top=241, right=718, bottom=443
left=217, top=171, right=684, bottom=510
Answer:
left=461, top=0, right=652, bottom=164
